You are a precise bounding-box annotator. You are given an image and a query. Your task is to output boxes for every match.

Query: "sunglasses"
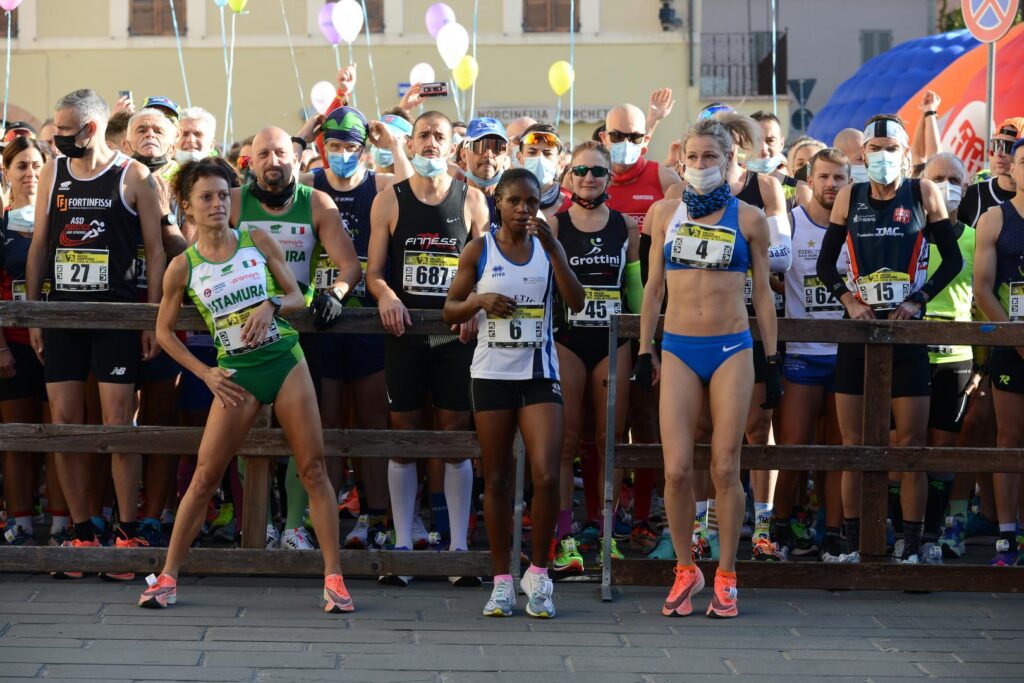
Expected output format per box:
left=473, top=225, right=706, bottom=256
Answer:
left=521, top=131, right=561, bottom=148
left=571, top=165, right=610, bottom=178
left=3, top=129, right=34, bottom=144
left=606, top=130, right=645, bottom=144
left=469, top=138, right=507, bottom=155
left=990, top=138, right=1015, bottom=155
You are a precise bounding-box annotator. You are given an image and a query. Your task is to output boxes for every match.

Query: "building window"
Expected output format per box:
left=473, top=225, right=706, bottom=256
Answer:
left=326, top=0, right=384, bottom=33
left=523, top=0, right=580, bottom=33
left=1, top=7, right=17, bottom=38
left=130, top=0, right=187, bottom=37
left=861, top=30, right=893, bottom=64
left=700, top=31, right=787, bottom=98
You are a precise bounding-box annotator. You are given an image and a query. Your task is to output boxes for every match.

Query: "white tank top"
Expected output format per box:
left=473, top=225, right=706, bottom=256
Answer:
left=471, top=233, right=558, bottom=381
left=784, top=206, right=849, bottom=356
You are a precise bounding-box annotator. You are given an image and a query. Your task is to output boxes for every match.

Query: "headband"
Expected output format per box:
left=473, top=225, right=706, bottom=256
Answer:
left=863, top=119, right=909, bottom=147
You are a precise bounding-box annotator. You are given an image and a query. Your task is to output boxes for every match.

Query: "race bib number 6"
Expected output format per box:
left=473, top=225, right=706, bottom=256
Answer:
left=403, top=251, right=458, bottom=296
left=214, top=302, right=281, bottom=356
left=856, top=270, right=910, bottom=309
left=54, top=248, right=109, bottom=292
left=669, top=223, right=735, bottom=269
left=569, top=287, right=621, bottom=327
left=487, top=304, right=545, bottom=348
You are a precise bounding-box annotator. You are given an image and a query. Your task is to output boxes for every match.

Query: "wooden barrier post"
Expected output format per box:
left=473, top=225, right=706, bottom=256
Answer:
left=860, top=343, right=893, bottom=561
left=240, top=456, right=273, bottom=550
left=601, top=315, right=620, bottom=602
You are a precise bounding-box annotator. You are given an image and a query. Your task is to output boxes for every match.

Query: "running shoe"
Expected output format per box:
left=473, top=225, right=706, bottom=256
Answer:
left=48, top=528, right=73, bottom=547
left=920, top=542, right=943, bottom=565
left=597, top=537, right=624, bottom=566
left=212, top=520, right=236, bottom=543
left=483, top=579, right=516, bottom=617
left=281, top=527, right=315, bottom=550
left=552, top=537, right=584, bottom=575
left=101, top=526, right=150, bottom=582
left=751, top=536, right=788, bottom=562
left=209, top=503, right=234, bottom=532
left=323, top=573, right=354, bottom=613
left=137, top=521, right=164, bottom=548
left=520, top=570, right=555, bottom=618
left=612, top=508, right=632, bottom=541
left=752, top=517, right=771, bottom=542
left=629, top=521, right=658, bottom=553
left=965, top=511, right=999, bottom=538
left=378, top=546, right=412, bottom=586
left=574, top=522, right=601, bottom=552
left=344, top=515, right=370, bottom=549
left=265, top=524, right=281, bottom=549
left=4, top=524, right=35, bottom=546
left=789, top=512, right=819, bottom=556
left=138, top=573, right=177, bottom=609
left=648, top=531, right=676, bottom=560
left=821, top=549, right=861, bottom=563
left=411, top=514, right=429, bottom=550
left=938, top=515, right=966, bottom=559
left=990, top=538, right=1019, bottom=566
left=337, top=488, right=360, bottom=519
left=706, top=570, right=738, bottom=618
left=661, top=564, right=705, bottom=617
left=692, top=527, right=719, bottom=561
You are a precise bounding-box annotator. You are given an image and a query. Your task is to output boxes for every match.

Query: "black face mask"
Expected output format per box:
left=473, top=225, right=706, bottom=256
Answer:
left=53, top=125, right=90, bottom=159
left=570, top=191, right=609, bottom=210
left=132, top=153, right=168, bottom=173
left=248, top=178, right=296, bottom=209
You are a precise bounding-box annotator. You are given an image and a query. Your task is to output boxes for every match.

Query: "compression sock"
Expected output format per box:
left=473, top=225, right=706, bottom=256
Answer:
left=707, top=500, right=719, bottom=535
left=556, top=508, right=573, bottom=539
left=49, top=511, right=70, bottom=536
left=388, top=461, right=418, bottom=549
left=527, top=563, right=548, bottom=577
left=754, top=501, right=773, bottom=538
left=902, top=521, right=924, bottom=558
left=444, top=460, right=473, bottom=551
left=842, top=517, right=860, bottom=552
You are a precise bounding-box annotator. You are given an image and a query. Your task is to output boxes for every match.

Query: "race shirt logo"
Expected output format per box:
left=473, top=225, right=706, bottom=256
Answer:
left=58, top=180, right=72, bottom=191
left=58, top=218, right=106, bottom=248
left=893, top=207, right=912, bottom=224
left=56, top=195, right=113, bottom=212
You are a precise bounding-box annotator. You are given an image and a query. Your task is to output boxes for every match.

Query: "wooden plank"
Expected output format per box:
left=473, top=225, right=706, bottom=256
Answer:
left=860, top=344, right=893, bottom=562
left=0, top=547, right=493, bottom=577
left=612, top=443, right=1024, bottom=473
left=612, top=559, right=1024, bottom=593
left=0, top=423, right=480, bottom=458
left=240, top=455, right=272, bottom=550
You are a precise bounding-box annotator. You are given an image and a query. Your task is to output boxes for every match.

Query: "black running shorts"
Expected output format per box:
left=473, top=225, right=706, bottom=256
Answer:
left=834, top=342, right=931, bottom=397
left=991, top=348, right=1024, bottom=395
left=928, top=360, right=972, bottom=433
left=384, top=334, right=473, bottom=412
left=43, top=329, right=140, bottom=384
left=470, top=377, right=563, bottom=412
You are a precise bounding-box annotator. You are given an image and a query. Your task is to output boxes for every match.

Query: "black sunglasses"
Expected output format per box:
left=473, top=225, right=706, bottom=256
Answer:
left=606, top=130, right=645, bottom=144
left=571, top=165, right=610, bottom=178
left=990, top=138, right=1015, bottom=155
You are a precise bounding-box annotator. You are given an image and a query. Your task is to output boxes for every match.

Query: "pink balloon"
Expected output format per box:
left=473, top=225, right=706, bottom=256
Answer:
left=318, top=3, right=340, bottom=45
left=425, top=3, right=455, bottom=38
left=0, top=0, right=22, bottom=11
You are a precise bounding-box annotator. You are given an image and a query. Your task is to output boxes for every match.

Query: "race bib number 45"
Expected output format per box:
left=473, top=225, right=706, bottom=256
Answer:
left=403, top=251, right=458, bottom=296
left=856, top=270, right=910, bottom=309
left=670, top=223, right=736, bottom=269
left=487, top=304, right=545, bottom=348
left=214, top=302, right=281, bottom=356
left=55, top=249, right=109, bottom=292
left=570, top=287, right=621, bottom=327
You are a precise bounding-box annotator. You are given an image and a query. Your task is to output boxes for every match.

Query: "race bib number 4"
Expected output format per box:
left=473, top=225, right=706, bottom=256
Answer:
left=669, top=223, right=735, bottom=269
left=54, top=249, right=109, bottom=291
left=487, top=304, right=545, bottom=348
left=11, top=280, right=51, bottom=302
left=856, top=270, right=910, bottom=309
left=1008, top=282, right=1024, bottom=321
left=403, top=251, right=458, bottom=296
left=570, top=287, right=621, bottom=327
left=214, top=302, right=281, bottom=356
left=803, top=275, right=843, bottom=313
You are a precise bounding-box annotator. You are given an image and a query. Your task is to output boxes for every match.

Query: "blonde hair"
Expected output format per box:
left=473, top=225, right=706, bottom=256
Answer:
left=682, top=113, right=761, bottom=160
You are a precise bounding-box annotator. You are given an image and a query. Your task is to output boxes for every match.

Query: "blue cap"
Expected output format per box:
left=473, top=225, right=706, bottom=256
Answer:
left=465, top=117, right=508, bottom=142
left=1012, top=137, right=1024, bottom=157
left=381, top=113, right=413, bottom=138
left=142, top=96, right=181, bottom=119
left=697, top=102, right=735, bottom=120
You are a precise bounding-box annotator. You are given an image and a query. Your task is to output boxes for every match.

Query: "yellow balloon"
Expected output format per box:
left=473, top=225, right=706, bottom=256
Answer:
left=453, top=55, right=479, bottom=91
left=228, top=0, right=247, bottom=13
left=548, top=60, right=574, bottom=97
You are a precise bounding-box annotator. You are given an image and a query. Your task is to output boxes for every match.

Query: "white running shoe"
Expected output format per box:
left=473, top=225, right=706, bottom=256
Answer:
left=280, top=527, right=315, bottom=550
left=482, top=579, right=516, bottom=617
left=520, top=570, right=555, bottom=619
left=345, top=515, right=370, bottom=549
left=411, top=514, right=429, bottom=549
left=265, top=524, right=281, bottom=549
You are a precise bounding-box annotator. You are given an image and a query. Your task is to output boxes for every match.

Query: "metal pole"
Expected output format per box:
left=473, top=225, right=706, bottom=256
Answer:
left=511, top=430, right=526, bottom=586
left=600, top=315, right=620, bottom=602
left=985, top=41, right=995, bottom=168
left=569, top=0, right=575, bottom=146
left=770, top=0, right=778, bottom=115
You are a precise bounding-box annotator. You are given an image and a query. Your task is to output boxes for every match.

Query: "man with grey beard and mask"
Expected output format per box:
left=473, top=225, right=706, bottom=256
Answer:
left=175, top=107, right=217, bottom=167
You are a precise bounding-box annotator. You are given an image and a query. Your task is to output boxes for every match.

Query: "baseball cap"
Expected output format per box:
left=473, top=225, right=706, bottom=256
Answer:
left=465, top=117, right=508, bottom=142
left=142, top=96, right=181, bottom=120
left=697, top=102, right=736, bottom=120
left=2, top=121, right=36, bottom=143
left=380, top=113, right=413, bottom=138
left=996, top=118, right=1024, bottom=139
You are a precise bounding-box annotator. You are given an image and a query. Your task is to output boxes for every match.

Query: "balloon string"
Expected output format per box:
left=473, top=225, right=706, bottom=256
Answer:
left=333, top=43, right=341, bottom=72
left=569, top=0, right=575, bottom=147
left=555, top=97, right=562, bottom=129
left=219, top=7, right=231, bottom=146
left=469, top=0, right=478, bottom=121
left=225, top=12, right=237, bottom=150
left=2, top=12, right=10, bottom=130
left=450, top=75, right=463, bottom=122
left=771, top=0, right=778, bottom=115
left=360, top=0, right=381, bottom=119
left=347, top=43, right=357, bottom=108
left=278, top=0, right=306, bottom=113
left=168, top=0, right=191, bottom=108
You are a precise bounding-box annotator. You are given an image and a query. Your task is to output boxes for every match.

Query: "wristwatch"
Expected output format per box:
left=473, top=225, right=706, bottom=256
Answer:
left=908, top=290, right=929, bottom=306
left=764, top=353, right=781, bottom=364
left=267, top=296, right=282, bottom=316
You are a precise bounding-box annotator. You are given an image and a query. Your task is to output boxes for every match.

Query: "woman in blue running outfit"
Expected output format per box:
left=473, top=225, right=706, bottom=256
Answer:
left=635, top=115, right=782, bottom=619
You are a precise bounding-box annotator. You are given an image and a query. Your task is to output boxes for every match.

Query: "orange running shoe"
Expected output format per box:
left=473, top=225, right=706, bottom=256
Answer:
left=139, top=573, right=177, bottom=608
left=101, top=527, right=150, bottom=582
left=706, top=569, right=738, bottom=618
left=323, top=573, right=354, bottom=613
left=51, top=537, right=100, bottom=580
left=661, top=564, right=705, bottom=617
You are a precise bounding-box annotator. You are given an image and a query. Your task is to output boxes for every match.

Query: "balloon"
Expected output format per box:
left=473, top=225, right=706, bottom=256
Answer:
left=453, top=56, right=479, bottom=91
left=318, top=3, right=340, bottom=45
left=332, top=0, right=364, bottom=45
left=311, top=81, right=337, bottom=115
left=212, top=0, right=228, bottom=7
left=227, top=0, right=247, bottom=12
left=425, top=3, right=456, bottom=38
left=548, top=60, right=574, bottom=97
left=436, top=22, right=469, bottom=70
left=0, top=0, right=22, bottom=10
left=409, top=62, right=436, bottom=86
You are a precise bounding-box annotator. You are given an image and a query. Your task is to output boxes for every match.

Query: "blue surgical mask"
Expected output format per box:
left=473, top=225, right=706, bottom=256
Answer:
left=6, top=204, right=35, bottom=233
left=849, top=164, right=870, bottom=183
left=746, top=154, right=785, bottom=175
left=328, top=150, right=361, bottom=178
left=610, top=140, right=642, bottom=166
left=866, top=150, right=903, bottom=185
left=373, top=146, right=394, bottom=168
left=523, top=155, right=557, bottom=186
left=465, top=167, right=501, bottom=188
left=412, top=154, right=448, bottom=178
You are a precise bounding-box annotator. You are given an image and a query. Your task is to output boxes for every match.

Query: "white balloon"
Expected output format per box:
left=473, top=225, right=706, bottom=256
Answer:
left=409, top=62, right=436, bottom=86
left=332, top=0, right=364, bottom=45
left=310, top=81, right=337, bottom=115
left=435, top=22, right=469, bottom=70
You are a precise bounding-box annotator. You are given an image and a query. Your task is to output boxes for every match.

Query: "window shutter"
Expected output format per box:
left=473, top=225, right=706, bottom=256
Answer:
left=130, top=0, right=158, bottom=36
left=553, top=0, right=579, bottom=32
left=365, top=0, right=384, bottom=33
left=523, top=0, right=551, bottom=32
left=131, top=0, right=187, bottom=37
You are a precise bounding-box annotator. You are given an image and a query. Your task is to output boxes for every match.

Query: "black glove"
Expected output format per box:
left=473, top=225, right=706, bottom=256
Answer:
left=760, top=354, right=783, bottom=409
left=310, top=288, right=345, bottom=331
left=632, top=352, right=653, bottom=390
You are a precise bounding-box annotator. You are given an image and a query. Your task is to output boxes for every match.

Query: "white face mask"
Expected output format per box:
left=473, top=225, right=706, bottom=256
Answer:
left=866, top=150, right=903, bottom=185
left=6, top=204, right=35, bottom=233
left=684, top=164, right=725, bottom=194
left=849, top=164, right=869, bottom=183
left=175, top=149, right=209, bottom=164
left=933, top=180, right=963, bottom=214
left=523, top=155, right=557, bottom=187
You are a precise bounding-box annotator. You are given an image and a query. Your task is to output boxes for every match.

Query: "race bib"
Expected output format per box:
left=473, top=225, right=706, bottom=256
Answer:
left=669, top=223, right=735, bottom=269
left=214, top=302, right=281, bottom=356
left=486, top=304, right=545, bottom=348
left=403, top=251, right=458, bottom=296
left=803, top=275, right=843, bottom=313
left=314, top=253, right=339, bottom=292
left=856, top=270, right=910, bottom=309
left=743, top=271, right=785, bottom=310
left=569, top=286, right=621, bottom=327
left=1008, top=282, right=1024, bottom=321
left=135, top=246, right=147, bottom=290
left=11, top=280, right=51, bottom=302
left=54, top=248, right=109, bottom=291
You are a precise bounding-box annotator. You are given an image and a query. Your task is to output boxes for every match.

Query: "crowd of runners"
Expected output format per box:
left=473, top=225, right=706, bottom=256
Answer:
left=1, top=65, right=1023, bottom=619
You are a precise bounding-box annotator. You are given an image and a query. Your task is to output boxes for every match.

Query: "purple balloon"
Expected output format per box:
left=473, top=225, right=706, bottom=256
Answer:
left=319, top=2, right=341, bottom=45
left=425, top=3, right=456, bottom=38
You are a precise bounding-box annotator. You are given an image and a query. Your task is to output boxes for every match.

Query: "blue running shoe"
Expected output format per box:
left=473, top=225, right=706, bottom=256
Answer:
left=648, top=531, right=676, bottom=560
left=990, top=538, right=1019, bottom=567
left=938, top=515, right=966, bottom=559
left=966, top=512, right=999, bottom=538
left=574, top=523, right=601, bottom=553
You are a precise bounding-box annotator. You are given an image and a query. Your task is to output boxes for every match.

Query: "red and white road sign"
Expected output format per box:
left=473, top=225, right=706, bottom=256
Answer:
left=962, top=0, right=1019, bottom=42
